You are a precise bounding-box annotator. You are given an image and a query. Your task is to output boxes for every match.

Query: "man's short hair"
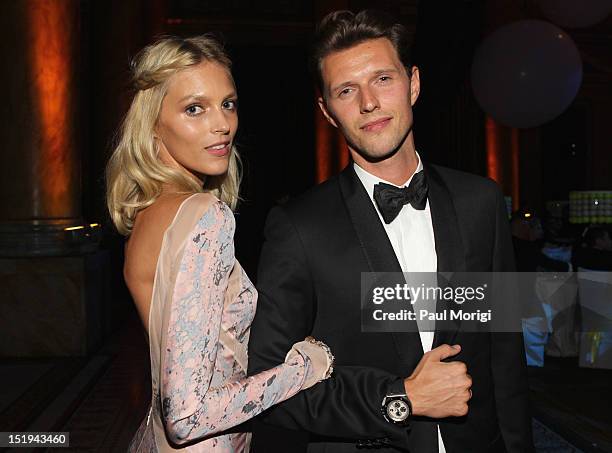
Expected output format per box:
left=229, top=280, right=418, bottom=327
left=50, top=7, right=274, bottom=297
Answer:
left=311, top=9, right=413, bottom=93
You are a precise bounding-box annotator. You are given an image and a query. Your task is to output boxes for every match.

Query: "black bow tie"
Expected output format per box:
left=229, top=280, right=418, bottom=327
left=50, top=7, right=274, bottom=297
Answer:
left=373, top=171, right=428, bottom=224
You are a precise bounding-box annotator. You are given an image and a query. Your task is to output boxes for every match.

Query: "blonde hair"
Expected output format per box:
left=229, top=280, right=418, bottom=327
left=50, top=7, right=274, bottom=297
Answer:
left=106, top=35, right=241, bottom=236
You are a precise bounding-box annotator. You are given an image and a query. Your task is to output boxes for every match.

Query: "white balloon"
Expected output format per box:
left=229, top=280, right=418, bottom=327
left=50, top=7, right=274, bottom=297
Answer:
left=471, top=20, right=582, bottom=129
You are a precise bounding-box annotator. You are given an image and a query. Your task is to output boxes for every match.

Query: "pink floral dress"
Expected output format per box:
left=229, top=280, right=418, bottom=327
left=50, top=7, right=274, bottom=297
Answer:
left=128, top=193, right=327, bottom=452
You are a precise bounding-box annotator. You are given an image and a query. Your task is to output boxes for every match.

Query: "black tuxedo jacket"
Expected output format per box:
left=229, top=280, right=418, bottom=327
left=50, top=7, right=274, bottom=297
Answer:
left=248, top=164, right=534, bottom=453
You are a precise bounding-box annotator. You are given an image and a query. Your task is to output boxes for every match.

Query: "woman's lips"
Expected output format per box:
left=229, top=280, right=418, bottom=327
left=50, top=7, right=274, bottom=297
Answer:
left=205, top=142, right=230, bottom=156
left=361, top=117, right=392, bottom=132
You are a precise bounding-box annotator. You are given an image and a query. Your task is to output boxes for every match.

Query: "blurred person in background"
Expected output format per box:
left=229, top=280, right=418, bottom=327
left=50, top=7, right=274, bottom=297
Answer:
left=573, top=226, right=612, bottom=271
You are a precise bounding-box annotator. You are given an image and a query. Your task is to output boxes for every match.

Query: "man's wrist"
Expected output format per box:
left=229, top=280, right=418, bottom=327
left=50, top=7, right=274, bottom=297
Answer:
left=403, top=377, right=419, bottom=416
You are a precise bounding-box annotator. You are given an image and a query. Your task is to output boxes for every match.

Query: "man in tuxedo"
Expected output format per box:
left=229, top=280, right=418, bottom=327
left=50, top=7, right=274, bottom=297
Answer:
left=248, top=9, right=533, bottom=453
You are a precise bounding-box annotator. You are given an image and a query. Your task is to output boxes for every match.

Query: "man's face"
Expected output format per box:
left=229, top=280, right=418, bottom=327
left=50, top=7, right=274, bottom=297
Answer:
left=318, top=38, right=419, bottom=162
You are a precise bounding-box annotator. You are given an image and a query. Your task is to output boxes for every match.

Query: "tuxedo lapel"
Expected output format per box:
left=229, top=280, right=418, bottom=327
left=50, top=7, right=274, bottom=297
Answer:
left=425, top=164, right=467, bottom=348
left=338, top=166, right=401, bottom=273
left=338, top=166, right=424, bottom=360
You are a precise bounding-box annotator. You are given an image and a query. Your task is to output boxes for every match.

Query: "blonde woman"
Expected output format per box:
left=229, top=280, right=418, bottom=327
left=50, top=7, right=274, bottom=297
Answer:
left=106, top=35, right=333, bottom=452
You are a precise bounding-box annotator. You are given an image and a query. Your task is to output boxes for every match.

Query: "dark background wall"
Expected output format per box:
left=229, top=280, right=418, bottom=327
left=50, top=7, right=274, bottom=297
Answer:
left=74, top=0, right=612, bottom=280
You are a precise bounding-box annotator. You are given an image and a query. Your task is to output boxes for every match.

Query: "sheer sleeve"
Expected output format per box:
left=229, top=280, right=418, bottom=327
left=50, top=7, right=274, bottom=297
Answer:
left=160, top=201, right=318, bottom=445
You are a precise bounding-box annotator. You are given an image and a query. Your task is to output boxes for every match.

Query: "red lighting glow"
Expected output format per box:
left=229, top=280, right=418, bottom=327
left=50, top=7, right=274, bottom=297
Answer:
left=486, top=116, right=520, bottom=211
left=486, top=116, right=501, bottom=184
left=27, top=0, right=75, bottom=218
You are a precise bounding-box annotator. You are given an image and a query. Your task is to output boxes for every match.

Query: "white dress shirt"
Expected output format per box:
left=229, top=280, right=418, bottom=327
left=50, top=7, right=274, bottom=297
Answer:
left=354, top=152, right=446, bottom=453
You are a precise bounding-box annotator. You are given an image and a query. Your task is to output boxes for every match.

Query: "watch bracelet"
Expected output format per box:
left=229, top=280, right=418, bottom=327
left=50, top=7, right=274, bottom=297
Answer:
left=306, top=336, right=335, bottom=379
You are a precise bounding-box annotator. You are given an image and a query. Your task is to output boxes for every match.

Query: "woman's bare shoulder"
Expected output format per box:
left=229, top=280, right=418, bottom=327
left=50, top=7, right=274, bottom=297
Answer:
left=133, top=195, right=190, bottom=241
left=127, top=193, right=218, bottom=255
left=125, top=194, right=198, bottom=278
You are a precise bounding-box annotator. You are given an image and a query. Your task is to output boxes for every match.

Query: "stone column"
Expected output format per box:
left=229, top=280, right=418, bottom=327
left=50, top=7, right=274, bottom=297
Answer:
left=0, top=0, right=92, bottom=256
left=0, top=1, right=107, bottom=358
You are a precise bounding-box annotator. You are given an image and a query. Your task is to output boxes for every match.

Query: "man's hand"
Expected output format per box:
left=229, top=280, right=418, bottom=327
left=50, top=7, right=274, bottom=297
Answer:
left=404, top=344, right=472, bottom=418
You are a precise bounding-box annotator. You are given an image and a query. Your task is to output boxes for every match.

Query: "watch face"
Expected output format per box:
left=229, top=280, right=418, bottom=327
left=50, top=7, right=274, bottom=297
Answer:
left=386, top=399, right=410, bottom=422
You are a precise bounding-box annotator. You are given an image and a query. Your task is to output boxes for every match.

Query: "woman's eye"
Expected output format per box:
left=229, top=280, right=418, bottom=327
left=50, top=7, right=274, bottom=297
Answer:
left=185, top=105, right=204, bottom=116
left=222, top=99, right=237, bottom=110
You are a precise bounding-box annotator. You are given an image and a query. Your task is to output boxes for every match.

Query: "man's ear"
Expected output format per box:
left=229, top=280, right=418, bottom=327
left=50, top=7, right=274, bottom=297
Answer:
left=317, top=96, right=338, bottom=128
left=409, top=66, right=420, bottom=106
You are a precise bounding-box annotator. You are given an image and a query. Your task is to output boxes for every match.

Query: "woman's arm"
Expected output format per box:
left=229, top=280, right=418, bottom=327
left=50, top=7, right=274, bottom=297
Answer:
left=160, top=201, right=328, bottom=445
